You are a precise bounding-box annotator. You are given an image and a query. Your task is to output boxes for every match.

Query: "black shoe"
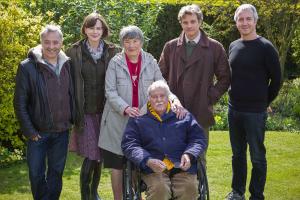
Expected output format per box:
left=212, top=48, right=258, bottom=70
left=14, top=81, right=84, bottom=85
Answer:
left=225, top=190, right=245, bottom=200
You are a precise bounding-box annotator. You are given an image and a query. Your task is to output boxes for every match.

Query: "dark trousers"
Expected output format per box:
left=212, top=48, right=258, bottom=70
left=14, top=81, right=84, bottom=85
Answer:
left=27, top=130, right=69, bottom=200
left=228, top=108, right=267, bottom=200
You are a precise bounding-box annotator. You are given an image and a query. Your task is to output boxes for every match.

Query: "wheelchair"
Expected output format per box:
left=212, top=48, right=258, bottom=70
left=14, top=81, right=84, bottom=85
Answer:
left=122, top=158, right=209, bottom=200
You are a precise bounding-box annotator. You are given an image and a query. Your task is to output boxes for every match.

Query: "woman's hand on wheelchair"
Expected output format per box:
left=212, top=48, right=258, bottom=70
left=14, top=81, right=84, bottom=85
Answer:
left=146, top=158, right=167, bottom=172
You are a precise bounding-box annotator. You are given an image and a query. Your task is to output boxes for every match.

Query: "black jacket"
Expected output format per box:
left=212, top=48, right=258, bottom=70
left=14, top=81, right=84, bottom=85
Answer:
left=14, top=47, right=75, bottom=139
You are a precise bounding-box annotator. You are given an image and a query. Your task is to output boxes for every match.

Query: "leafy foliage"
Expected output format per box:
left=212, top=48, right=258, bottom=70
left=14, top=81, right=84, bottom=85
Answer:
left=211, top=94, right=229, bottom=131
left=273, top=78, right=300, bottom=118
left=269, top=78, right=300, bottom=131
left=292, top=27, right=300, bottom=66
left=212, top=79, right=300, bottom=132
left=249, top=0, right=300, bottom=77
left=147, top=4, right=183, bottom=59
left=26, top=0, right=162, bottom=49
left=0, top=1, right=44, bottom=150
left=0, top=146, right=24, bottom=167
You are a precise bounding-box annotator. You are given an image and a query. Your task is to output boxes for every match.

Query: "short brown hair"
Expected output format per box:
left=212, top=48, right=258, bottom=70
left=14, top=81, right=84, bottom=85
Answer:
left=81, top=12, right=110, bottom=38
left=178, top=4, right=203, bottom=23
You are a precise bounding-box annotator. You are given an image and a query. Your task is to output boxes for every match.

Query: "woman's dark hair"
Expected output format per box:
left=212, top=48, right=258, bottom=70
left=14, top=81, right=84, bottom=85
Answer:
left=81, top=12, right=110, bottom=38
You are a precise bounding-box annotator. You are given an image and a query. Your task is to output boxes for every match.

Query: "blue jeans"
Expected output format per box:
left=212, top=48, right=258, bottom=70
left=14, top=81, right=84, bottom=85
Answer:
left=27, top=130, right=69, bottom=200
left=228, top=108, right=267, bottom=200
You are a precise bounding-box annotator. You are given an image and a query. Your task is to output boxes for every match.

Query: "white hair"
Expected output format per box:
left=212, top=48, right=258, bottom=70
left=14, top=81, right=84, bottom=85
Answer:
left=40, top=24, right=63, bottom=42
left=234, top=4, right=259, bottom=22
left=147, top=80, right=170, bottom=97
left=119, top=25, right=144, bottom=47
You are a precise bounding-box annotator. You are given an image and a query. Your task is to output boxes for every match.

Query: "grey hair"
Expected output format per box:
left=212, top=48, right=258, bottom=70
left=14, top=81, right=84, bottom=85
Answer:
left=119, top=25, right=144, bottom=47
left=40, top=24, right=63, bottom=42
left=178, top=4, right=203, bottom=23
left=234, top=4, right=259, bottom=22
left=147, top=80, right=170, bottom=97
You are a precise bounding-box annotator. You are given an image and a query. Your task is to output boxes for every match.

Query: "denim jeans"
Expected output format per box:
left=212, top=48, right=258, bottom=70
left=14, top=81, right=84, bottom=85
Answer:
left=27, top=130, right=69, bottom=200
left=228, top=108, right=267, bottom=200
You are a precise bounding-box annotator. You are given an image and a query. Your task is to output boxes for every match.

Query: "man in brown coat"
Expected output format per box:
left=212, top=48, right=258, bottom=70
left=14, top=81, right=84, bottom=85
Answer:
left=159, top=4, right=230, bottom=166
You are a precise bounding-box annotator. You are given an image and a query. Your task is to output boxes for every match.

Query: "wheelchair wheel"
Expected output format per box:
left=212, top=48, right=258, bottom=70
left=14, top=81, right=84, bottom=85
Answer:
left=123, top=159, right=142, bottom=200
left=198, top=161, right=209, bottom=200
left=123, top=159, right=134, bottom=200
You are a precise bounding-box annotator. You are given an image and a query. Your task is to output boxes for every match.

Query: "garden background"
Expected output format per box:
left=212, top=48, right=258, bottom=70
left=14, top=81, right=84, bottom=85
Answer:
left=0, top=0, right=299, bottom=199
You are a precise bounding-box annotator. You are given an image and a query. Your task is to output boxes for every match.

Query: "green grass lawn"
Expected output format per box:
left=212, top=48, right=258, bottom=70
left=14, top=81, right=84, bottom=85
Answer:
left=0, top=131, right=299, bottom=200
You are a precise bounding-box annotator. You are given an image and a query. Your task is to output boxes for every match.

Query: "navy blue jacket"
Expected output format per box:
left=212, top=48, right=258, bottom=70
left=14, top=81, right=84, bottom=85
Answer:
left=121, top=110, right=207, bottom=174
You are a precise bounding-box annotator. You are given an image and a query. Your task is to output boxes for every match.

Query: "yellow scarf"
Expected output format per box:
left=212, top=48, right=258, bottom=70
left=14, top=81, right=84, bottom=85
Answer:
left=147, top=101, right=171, bottom=122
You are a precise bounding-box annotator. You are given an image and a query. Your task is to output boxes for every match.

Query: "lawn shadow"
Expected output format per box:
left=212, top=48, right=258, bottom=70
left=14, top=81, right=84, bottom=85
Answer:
left=0, top=152, right=83, bottom=194
left=0, top=161, right=31, bottom=194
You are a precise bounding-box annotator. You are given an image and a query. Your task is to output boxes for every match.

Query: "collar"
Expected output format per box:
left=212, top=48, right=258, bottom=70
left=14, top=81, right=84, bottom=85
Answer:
left=43, top=58, right=60, bottom=76
left=29, top=45, right=69, bottom=75
left=185, top=31, right=201, bottom=44
left=85, top=39, right=104, bottom=54
left=177, top=29, right=209, bottom=48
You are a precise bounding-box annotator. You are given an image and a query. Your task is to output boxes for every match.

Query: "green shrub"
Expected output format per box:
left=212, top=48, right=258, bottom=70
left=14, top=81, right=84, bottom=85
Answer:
left=147, top=4, right=183, bottom=59
left=266, top=114, right=300, bottom=132
left=211, top=94, right=228, bottom=131
left=0, top=1, right=44, bottom=150
left=269, top=78, right=300, bottom=131
left=272, top=78, right=300, bottom=118
left=0, top=146, right=24, bottom=167
left=27, top=0, right=162, bottom=49
left=212, top=79, right=300, bottom=131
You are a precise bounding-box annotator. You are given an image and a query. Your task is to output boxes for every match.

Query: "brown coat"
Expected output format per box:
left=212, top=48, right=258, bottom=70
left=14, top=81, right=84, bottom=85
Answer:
left=159, top=30, right=230, bottom=128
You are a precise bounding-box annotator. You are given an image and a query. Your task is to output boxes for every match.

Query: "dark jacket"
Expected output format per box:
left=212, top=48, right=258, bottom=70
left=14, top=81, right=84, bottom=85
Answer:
left=14, top=45, right=75, bottom=139
left=159, top=30, right=230, bottom=128
left=66, top=39, right=121, bottom=133
left=121, top=109, right=207, bottom=174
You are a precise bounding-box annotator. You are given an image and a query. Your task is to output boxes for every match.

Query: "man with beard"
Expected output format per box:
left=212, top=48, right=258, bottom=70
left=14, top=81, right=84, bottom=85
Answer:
left=122, top=80, right=207, bottom=200
left=14, top=24, right=74, bottom=200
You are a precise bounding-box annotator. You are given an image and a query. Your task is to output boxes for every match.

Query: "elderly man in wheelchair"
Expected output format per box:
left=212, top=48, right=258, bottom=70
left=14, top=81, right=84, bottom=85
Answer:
left=121, top=80, right=208, bottom=200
